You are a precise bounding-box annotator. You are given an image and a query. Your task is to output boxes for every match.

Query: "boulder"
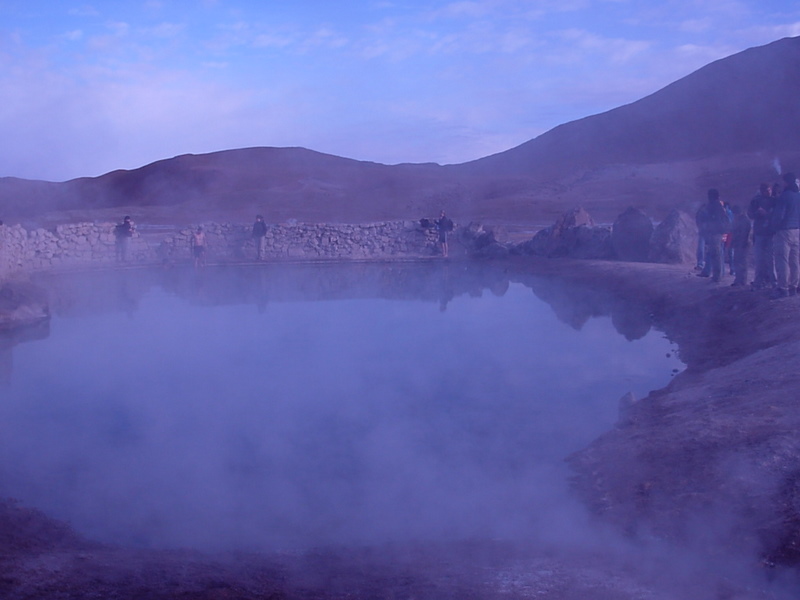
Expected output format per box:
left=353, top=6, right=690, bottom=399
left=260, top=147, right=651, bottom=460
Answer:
left=556, top=206, right=595, bottom=230
left=611, top=207, right=654, bottom=262
left=563, top=225, right=614, bottom=260
left=649, top=209, right=698, bottom=264
left=513, top=208, right=613, bottom=259
left=0, top=279, right=50, bottom=331
left=457, top=222, right=509, bottom=258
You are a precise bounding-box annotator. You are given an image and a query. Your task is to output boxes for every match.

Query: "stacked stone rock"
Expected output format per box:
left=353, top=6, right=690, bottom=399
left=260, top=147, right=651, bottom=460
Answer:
left=0, top=222, right=150, bottom=272
left=0, top=220, right=442, bottom=277
left=0, top=208, right=701, bottom=280
left=159, top=221, right=439, bottom=262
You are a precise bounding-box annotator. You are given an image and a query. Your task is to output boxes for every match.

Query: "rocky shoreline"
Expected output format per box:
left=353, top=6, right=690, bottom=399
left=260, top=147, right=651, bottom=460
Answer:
left=0, top=278, right=50, bottom=332
left=503, top=256, right=800, bottom=568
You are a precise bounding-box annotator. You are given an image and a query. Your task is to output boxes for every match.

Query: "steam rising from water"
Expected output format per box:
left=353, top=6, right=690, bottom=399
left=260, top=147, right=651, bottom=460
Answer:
left=2, top=268, right=683, bottom=554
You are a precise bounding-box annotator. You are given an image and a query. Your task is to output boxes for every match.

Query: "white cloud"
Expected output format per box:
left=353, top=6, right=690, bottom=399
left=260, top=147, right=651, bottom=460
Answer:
left=436, top=1, right=493, bottom=19
left=498, top=30, right=536, bottom=53
left=143, top=22, right=186, bottom=39
left=252, top=32, right=295, bottom=49
left=62, top=30, right=84, bottom=42
left=756, top=22, right=800, bottom=39
left=679, top=18, right=712, bottom=34
left=674, top=42, right=731, bottom=64
left=2, top=0, right=797, bottom=181
left=103, top=20, right=131, bottom=38
left=68, top=5, right=100, bottom=18
left=550, top=29, right=651, bottom=64
left=298, top=28, right=350, bottom=52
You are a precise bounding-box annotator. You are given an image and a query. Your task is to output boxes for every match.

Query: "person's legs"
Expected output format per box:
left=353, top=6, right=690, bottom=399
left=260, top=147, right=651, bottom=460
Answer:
left=733, top=245, right=748, bottom=285
left=774, top=230, right=790, bottom=292
left=707, top=235, right=724, bottom=282
left=726, top=243, right=734, bottom=275
left=788, top=229, right=800, bottom=291
left=696, top=235, right=706, bottom=269
left=699, top=236, right=713, bottom=277
left=767, top=234, right=777, bottom=286
left=753, top=235, right=769, bottom=287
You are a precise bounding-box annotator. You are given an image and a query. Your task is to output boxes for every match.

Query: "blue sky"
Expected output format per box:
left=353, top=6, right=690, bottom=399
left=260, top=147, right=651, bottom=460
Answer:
left=1, top=1, right=799, bottom=181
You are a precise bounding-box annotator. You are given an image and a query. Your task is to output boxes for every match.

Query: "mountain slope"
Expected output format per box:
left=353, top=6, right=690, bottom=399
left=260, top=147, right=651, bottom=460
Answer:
left=463, top=36, right=800, bottom=177
left=1, top=37, right=799, bottom=228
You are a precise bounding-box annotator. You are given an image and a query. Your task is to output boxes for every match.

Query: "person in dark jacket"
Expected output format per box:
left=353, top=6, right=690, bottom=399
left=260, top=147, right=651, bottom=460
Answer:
left=435, top=210, right=454, bottom=258
left=114, top=215, right=135, bottom=262
left=730, top=205, right=751, bottom=287
left=747, top=183, right=776, bottom=289
left=252, top=215, right=267, bottom=260
left=770, top=172, right=800, bottom=298
left=697, top=189, right=730, bottom=282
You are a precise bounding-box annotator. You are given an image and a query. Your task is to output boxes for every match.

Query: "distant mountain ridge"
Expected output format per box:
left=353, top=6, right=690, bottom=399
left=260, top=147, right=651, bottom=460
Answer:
left=2, top=36, right=799, bottom=228
left=463, top=35, right=800, bottom=176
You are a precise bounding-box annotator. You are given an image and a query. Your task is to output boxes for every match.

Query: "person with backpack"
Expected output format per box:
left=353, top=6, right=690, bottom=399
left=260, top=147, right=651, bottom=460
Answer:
left=435, top=210, right=454, bottom=258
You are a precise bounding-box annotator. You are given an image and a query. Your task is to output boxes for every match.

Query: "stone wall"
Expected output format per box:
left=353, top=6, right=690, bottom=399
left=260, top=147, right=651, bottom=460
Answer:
left=0, top=220, right=443, bottom=278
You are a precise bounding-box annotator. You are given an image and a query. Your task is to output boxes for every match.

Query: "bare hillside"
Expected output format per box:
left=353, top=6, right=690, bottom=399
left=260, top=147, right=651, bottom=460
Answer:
left=1, top=36, right=799, bottom=228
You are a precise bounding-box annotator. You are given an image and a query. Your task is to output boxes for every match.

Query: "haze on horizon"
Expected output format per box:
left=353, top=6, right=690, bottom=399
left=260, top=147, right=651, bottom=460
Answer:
left=1, top=0, right=799, bottom=183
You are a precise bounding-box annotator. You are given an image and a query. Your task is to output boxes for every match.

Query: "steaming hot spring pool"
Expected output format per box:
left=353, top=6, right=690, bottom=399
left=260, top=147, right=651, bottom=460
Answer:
left=1, top=262, right=683, bottom=552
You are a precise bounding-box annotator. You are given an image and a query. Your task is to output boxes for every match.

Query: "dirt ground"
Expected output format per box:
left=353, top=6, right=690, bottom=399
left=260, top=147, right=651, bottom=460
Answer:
left=3, top=255, right=800, bottom=599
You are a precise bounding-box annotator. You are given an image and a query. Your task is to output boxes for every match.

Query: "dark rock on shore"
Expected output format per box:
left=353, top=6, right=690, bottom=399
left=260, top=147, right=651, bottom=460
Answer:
left=611, top=207, right=653, bottom=262
left=0, top=279, right=50, bottom=331
left=514, top=206, right=697, bottom=266
left=519, top=257, right=800, bottom=568
left=512, top=207, right=614, bottom=260
left=457, top=222, right=510, bottom=258
left=649, top=209, right=698, bottom=264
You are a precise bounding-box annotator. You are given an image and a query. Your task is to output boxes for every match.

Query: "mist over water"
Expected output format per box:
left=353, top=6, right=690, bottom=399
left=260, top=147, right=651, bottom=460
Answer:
left=1, top=264, right=682, bottom=553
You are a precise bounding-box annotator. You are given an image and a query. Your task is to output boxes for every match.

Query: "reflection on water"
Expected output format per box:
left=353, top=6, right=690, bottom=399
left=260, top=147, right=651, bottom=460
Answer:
left=0, top=263, right=682, bottom=552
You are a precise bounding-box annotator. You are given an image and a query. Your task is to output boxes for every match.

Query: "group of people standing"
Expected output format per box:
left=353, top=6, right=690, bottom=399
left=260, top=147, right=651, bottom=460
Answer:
left=696, top=171, right=800, bottom=298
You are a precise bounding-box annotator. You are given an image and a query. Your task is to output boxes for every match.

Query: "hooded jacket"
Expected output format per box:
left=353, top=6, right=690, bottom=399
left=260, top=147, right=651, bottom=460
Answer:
left=770, top=183, right=800, bottom=232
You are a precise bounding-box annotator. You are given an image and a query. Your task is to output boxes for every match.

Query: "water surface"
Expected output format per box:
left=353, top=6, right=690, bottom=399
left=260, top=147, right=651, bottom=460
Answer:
left=0, top=263, right=682, bottom=551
